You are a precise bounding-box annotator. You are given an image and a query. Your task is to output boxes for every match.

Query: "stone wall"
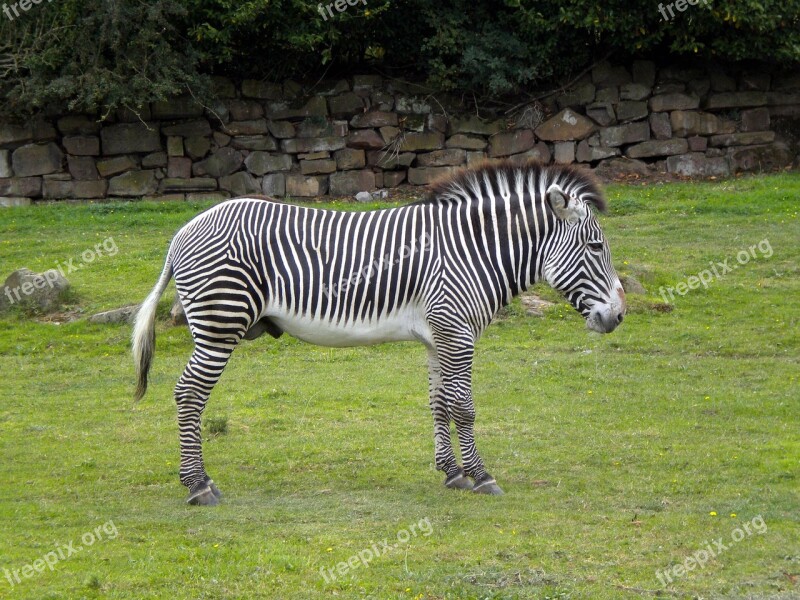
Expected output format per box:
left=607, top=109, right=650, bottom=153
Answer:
left=1, top=61, right=799, bottom=206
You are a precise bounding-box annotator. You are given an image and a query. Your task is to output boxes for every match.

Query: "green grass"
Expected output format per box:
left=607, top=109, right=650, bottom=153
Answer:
left=0, top=175, right=798, bottom=600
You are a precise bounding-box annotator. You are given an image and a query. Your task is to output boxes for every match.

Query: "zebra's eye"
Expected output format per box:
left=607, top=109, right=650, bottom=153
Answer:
left=587, top=241, right=604, bottom=253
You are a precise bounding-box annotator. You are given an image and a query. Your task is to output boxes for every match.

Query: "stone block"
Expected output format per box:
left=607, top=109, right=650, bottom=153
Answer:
left=281, top=137, right=347, bottom=154
left=151, top=97, right=204, bottom=119
left=400, top=132, right=445, bottom=152
left=63, top=136, right=100, bottom=156
left=740, top=108, right=770, bottom=132
left=709, top=132, right=776, bottom=147
left=576, top=140, right=620, bottom=162
left=296, top=119, right=348, bottom=138
left=334, top=148, right=366, bottom=170
left=219, top=172, right=261, bottom=196
left=328, top=93, right=365, bottom=117
left=670, top=110, right=735, bottom=136
left=586, top=102, right=616, bottom=127
left=666, top=153, right=731, bottom=177
left=728, top=143, right=792, bottom=172
left=230, top=136, right=278, bottom=151
left=408, top=167, right=457, bottom=185
left=739, top=72, right=771, bottom=91
left=228, top=99, right=264, bottom=121
left=649, top=112, right=672, bottom=140
left=300, top=159, right=337, bottom=175
left=366, top=150, right=416, bottom=169
left=108, top=170, right=158, bottom=196
left=488, top=130, right=535, bottom=157
left=101, top=123, right=160, bottom=155
left=43, top=179, right=107, bottom=199
left=383, top=170, right=407, bottom=187
left=225, top=120, right=269, bottom=136
left=12, top=143, right=63, bottom=177
left=162, top=120, right=212, bottom=137
left=267, top=121, right=296, bottom=139
left=329, top=170, right=375, bottom=195
left=353, top=75, right=383, bottom=91
left=395, top=96, right=431, bottom=114
left=167, top=157, right=192, bottom=179
left=286, top=174, right=328, bottom=197
left=416, top=149, right=466, bottom=167
left=508, top=142, right=552, bottom=165
left=0, top=150, right=11, bottom=178
left=705, top=92, right=768, bottom=109
left=0, top=177, right=41, bottom=197
left=428, top=114, right=449, bottom=134
left=595, top=87, right=619, bottom=103
left=0, top=197, right=32, bottom=207
left=56, top=115, right=100, bottom=136
left=556, top=83, right=596, bottom=109
left=616, top=101, right=648, bottom=122
left=687, top=136, right=708, bottom=152
left=450, top=116, right=504, bottom=136
left=141, top=152, right=167, bottom=168
left=600, top=121, right=650, bottom=147
left=185, top=136, right=211, bottom=160
left=266, top=97, right=328, bottom=120
left=244, top=152, right=292, bottom=175
left=445, top=134, right=487, bottom=150
left=347, top=130, right=385, bottom=150
left=626, top=138, right=689, bottom=158
left=380, top=126, right=400, bottom=144
left=97, top=155, right=138, bottom=178
left=167, top=136, right=184, bottom=157
left=298, top=152, right=330, bottom=160
left=192, top=147, right=244, bottom=177
left=649, top=93, right=700, bottom=112
left=592, top=61, right=631, bottom=86
left=160, top=178, right=217, bottom=193
left=350, top=111, right=398, bottom=128
left=242, top=80, right=283, bottom=100
left=554, top=142, right=575, bottom=164
left=67, top=156, right=98, bottom=180
left=620, top=83, right=651, bottom=101
left=632, top=60, right=656, bottom=87
left=534, top=109, right=596, bottom=141
left=261, top=173, right=286, bottom=197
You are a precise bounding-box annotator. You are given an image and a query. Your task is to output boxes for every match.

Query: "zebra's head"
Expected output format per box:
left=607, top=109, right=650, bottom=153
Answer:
left=541, top=183, right=626, bottom=334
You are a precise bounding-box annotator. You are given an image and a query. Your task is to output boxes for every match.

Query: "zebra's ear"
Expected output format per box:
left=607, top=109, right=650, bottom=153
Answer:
left=546, top=184, right=587, bottom=223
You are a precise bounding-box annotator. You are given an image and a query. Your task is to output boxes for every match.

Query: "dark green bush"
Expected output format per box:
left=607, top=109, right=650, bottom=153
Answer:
left=1, top=0, right=798, bottom=118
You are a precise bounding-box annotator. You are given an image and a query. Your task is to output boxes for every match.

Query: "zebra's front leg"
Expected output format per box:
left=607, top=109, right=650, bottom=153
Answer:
left=427, top=349, right=472, bottom=491
left=445, top=375, right=504, bottom=496
left=174, top=341, right=237, bottom=506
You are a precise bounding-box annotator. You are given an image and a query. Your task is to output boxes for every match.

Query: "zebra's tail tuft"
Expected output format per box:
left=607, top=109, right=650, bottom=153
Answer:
left=132, top=252, right=174, bottom=401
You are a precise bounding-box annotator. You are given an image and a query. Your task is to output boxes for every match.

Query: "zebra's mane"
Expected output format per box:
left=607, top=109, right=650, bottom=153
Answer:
left=421, top=159, right=607, bottom=213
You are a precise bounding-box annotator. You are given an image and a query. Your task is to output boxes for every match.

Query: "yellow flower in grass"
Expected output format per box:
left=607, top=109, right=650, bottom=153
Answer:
left=709, top=511, right=717, bottom=516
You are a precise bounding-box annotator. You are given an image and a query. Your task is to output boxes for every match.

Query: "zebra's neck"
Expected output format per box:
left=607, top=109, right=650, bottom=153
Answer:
left=434, top=173, right=551, bottom=316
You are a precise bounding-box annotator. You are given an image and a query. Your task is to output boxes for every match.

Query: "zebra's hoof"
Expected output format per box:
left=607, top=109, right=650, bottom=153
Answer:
left=206, top=479, right=223, bottom=500
left=472, top=477, right=504, bottom=495
left=186, top=485, right=220, bottom=506
left=444, top=470, right=474, bottom=491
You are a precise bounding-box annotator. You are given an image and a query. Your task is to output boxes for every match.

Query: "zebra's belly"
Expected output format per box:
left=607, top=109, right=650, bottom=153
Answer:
left=264, top=305, right=433, bottom=348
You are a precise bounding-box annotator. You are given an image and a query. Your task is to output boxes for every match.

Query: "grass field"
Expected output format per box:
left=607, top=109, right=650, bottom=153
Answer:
left=0, top=174, right=797, bottom=600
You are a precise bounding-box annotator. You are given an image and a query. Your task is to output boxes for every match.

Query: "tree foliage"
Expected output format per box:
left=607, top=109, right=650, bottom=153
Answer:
left=1, top=0, right=798, bottom=118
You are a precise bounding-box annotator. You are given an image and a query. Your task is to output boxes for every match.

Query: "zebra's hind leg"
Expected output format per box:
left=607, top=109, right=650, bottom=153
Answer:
left=175, top=339, right=240, bottom=506
left=427, top=347, right=472, bottom=491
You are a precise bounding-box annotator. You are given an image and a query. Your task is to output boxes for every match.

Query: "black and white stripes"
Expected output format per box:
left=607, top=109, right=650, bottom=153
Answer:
left=132, top=159, right=625, bottom=504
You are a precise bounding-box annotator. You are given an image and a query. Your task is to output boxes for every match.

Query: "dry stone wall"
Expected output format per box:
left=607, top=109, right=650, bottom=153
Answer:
left=1, top=61, right=798, bottom=206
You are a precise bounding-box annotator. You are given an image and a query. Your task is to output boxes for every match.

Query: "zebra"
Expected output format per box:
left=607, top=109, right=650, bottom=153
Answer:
left=132, top=159, right=626, bottom=506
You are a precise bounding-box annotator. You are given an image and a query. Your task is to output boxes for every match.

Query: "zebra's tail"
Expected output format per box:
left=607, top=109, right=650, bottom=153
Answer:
left=132, top=250, right=174, bottom=401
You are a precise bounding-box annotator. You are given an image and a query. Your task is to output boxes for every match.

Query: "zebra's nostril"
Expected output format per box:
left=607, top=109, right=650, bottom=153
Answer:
left=617, top=313, right=624, bottom=324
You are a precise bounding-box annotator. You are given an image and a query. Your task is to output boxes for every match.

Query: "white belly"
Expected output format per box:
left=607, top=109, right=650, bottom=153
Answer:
left=265, top=304, right=433, bottom=348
